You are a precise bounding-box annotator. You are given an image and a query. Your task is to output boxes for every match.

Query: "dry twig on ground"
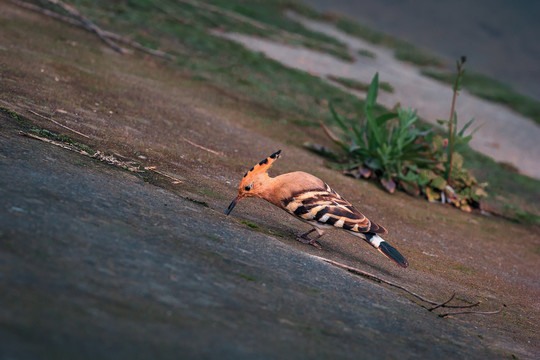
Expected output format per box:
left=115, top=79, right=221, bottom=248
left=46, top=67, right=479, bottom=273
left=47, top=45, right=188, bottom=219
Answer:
left=145, top=166, right=183, bottom=184
left=182, top=136, right=224, bottom=156
left=19, top=129, right=184, bottom=185
left=45, top=0, right=127, bottom=53
left=19, top=130, right=89, bottom=154
left=27, top=109, right=91, bottom=139
left=310, top=254, right=504, bottom=318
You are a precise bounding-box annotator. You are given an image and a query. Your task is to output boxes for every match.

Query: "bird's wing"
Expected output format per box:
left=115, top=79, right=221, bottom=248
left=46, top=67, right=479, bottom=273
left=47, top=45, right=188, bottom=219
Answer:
left=281, top=183, right=388, bottom=234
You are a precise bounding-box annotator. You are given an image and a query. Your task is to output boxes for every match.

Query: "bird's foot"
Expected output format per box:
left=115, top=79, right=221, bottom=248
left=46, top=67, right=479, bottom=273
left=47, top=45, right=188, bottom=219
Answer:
left=295, top=235, right=322, bottom=249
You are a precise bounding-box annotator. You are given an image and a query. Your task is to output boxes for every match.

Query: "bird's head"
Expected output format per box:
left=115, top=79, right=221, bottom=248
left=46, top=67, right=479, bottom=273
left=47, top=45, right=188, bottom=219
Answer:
left=225, top=150, right=281, bottom=215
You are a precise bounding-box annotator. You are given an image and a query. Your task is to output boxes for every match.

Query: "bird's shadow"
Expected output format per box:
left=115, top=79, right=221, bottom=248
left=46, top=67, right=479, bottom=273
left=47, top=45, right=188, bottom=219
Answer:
left=279, top=227, right=399, bottom=278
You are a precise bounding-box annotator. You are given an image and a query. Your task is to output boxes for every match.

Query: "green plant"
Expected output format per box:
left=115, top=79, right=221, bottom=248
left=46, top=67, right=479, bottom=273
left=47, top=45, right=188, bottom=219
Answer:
left=317, top=73, right=434, bottom=192
left=430, top=57, right=487, bottom=211
left=305, top=70, right=488, bottom=211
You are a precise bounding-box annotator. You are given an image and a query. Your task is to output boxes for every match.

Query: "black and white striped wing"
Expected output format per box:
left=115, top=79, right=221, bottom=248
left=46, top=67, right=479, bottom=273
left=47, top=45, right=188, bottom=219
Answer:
left=281, top=183, right=387, bottom=234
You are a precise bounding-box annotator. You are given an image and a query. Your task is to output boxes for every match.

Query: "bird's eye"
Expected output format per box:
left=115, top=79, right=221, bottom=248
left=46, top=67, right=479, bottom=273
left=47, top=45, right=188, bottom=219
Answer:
left=245, top=185, right=252, bottom=191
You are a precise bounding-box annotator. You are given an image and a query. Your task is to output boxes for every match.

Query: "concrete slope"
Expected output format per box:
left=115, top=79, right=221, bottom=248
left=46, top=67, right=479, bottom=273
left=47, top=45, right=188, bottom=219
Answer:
left=0, top=119, right=500, bottom=359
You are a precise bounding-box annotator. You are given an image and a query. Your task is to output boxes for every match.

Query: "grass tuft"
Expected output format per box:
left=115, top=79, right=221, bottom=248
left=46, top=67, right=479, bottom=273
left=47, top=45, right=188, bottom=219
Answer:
left=328, top=75, right=393, bottom=93
left=241, top=220, right=259, bottom=229
left=237, top=273, right=256, bottom=281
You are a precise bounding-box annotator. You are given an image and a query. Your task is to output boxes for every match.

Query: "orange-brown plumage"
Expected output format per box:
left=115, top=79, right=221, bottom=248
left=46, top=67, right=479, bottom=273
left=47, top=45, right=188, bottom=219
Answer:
left=225, top=150, right=408, bottom=268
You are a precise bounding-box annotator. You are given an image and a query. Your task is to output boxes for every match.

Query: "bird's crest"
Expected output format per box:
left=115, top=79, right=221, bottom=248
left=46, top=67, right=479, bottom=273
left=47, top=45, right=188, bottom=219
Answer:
left=225, top=150, right=281, bottom=215
left=242, top=150, right=281, bottom=179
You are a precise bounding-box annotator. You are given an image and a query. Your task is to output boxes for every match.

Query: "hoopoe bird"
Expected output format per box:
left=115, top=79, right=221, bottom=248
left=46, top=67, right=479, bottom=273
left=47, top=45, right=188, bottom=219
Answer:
left=225, top=150, right=409, bottom=268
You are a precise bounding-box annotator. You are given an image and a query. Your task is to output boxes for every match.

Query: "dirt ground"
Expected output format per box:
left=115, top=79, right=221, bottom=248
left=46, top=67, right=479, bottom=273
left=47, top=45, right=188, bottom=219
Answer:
left=1, top=2, right=539, bottom=359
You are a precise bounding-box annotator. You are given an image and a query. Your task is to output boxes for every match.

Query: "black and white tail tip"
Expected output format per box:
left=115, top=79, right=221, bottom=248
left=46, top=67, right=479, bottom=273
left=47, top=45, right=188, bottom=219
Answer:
left=366, top=234, right=409, bottom=268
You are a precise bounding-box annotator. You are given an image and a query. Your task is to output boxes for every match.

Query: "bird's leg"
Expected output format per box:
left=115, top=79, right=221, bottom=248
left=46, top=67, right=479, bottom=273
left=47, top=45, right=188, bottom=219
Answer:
left=296, top=228, right=316, bottom=239
left=295, top=227, right=324, bottom=249
left=308, top=228, right=325, bottom=248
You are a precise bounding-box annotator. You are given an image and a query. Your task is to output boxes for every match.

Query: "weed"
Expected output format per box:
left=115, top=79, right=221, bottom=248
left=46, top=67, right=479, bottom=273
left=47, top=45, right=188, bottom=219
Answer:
left=28, top=128, right=96, bottom=155
left=500, top=203, right=540, bottom=226
left=357, top=48, right=376, bottom=59
left=183, top=197, right=209, bottom=207
left=328, top=75, right=369, bottom=92
left=379, top=81, right=394, bottom=93
left=237, top=273, right=256, bottom=281
left=394, top=44, right=444, bottom=67
left=428, top=57, right=487, bottom=211
left=328, top=75, right=393, bottom=93
left=268, top=230, right=284, bottom=238
left=0, top=106, right=21, bottom=121
left=452, top=265, right=475, bottom=274
left=308, top=70, right=487, bottom=211
left=315, top=73, right=435, bottom=193
left=241, top=220, right=259, bottom=229
left=0, top=106, right=33, bottom=128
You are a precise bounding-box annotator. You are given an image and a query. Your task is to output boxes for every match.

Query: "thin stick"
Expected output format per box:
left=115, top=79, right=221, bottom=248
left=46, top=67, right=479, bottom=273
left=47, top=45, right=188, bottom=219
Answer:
left=439, top=306, right=505, bottom=318
left=27, top=109, right=90, bottom=139
left=310, top=255, right=442, bottom=305
left=319, top=121, right=345, bottom=145
left=428, top=292, right=455, bottom=311
left=11, top=0, right=81, bottom=26
left=311, top=255, right=504, bottom=317
left=19, top=130, right=88, bottom=154
left=45, top=0, right=126, bottom=53
left=442, top=301, right=481, bottom=309
left=145, top=166, right=183, bottom=184
left=19, top=131, right=143, bottom=173
left=182, top=136, right=224, bottom=156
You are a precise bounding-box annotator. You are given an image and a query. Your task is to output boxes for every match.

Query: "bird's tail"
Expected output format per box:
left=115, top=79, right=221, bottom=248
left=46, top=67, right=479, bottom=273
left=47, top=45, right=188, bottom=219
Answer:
left=365, top=233, right=409, bottom=268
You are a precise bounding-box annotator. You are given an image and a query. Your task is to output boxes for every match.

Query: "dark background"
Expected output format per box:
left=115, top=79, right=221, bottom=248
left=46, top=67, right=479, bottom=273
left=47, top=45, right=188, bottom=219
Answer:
left=304, top=0, right=540, bottom=101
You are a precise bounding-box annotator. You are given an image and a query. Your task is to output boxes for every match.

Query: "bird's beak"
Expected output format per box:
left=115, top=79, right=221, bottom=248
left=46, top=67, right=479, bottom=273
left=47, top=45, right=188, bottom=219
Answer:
left=225, top=194, right=243, bottom=215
